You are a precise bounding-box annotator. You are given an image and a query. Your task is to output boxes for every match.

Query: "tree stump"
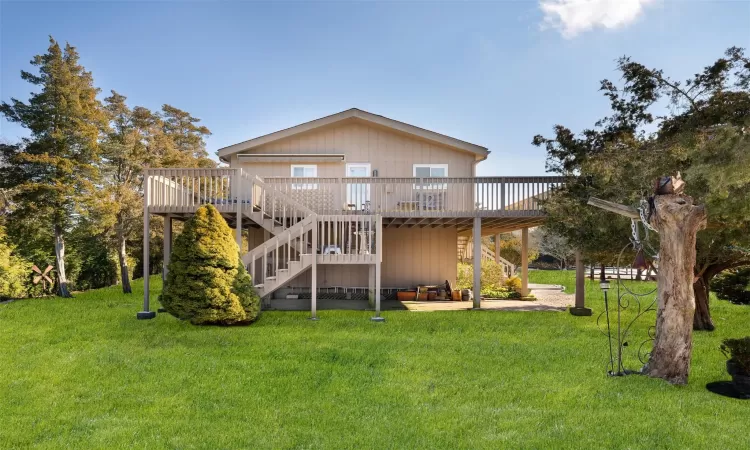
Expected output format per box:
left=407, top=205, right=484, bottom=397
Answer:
left=643, top=194, right=707, bottom=384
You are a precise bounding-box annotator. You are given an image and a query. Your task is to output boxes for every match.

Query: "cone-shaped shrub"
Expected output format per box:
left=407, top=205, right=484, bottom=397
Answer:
left=160, top=204, right=260, bottom=325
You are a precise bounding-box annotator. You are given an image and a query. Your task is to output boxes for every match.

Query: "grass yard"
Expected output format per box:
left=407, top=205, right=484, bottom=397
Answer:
left=1, top=271, right=748, bottom=449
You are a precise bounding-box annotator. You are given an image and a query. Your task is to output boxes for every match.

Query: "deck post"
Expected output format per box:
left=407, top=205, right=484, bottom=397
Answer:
left=163, top=215, right=172, bottom=282
left=368, top=265, right=376, bottom=308
left=570, top=250, right=592, bottom=316
left=236, top=199, right=242, bottom=252
left=371, top=215, right=384, bottom=322
left=137, top=173, right=156, bottom=320
left=494, top=233, right=501, bottom=264
left=473, top=217, right=481, bottom=309
left=310, top=215, right=318, bottom=320
left=521, top=227, right=529, bottom=297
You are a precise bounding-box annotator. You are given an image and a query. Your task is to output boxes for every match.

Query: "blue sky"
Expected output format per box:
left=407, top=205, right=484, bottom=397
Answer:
left=1, top=1, right=748, bottom=175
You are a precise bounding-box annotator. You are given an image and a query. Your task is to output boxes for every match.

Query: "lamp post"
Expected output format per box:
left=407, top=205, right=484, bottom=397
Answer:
left=600, top=279, right=616, bottom=375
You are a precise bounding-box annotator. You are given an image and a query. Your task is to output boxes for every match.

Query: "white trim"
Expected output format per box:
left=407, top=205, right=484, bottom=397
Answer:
left=291, top=164, right=318, bottom=189
left=238, top=153, right=345, bottom=163
left=412, top=164, right=448, bottom=177
left=346, top=163, right=371, bottom=177
left=345, top=163, right=371, bottom=210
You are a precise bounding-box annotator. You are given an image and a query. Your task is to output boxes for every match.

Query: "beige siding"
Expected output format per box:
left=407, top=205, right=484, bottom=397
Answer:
left=382, top=227, right=457, bottom=288
left=274, top=227, right=457, bottom=290
left=232, top=120, right=475, bottom=178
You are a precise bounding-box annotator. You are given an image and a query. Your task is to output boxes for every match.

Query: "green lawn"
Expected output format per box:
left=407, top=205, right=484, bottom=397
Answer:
left=1, top=272, right=748, bottom=449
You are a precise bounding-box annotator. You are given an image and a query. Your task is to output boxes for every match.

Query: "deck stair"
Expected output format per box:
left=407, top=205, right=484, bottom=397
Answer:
left=457, top=236, right=516, bottom=277
left=238, top=173, right=380, bottom=299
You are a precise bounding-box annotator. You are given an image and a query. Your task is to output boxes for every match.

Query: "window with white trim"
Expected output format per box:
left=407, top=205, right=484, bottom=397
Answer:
left=291, top=164, right=317, bottom=189
left=413, top=164, right=448, bottom=190
left=413, top=164, right=448, bottom=178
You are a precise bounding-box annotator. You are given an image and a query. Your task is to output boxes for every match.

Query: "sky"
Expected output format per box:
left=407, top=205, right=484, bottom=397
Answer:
left=1, top=0, right=749, bottom=176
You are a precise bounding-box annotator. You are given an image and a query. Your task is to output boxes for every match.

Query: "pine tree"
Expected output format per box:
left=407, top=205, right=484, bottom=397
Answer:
left=0, top=37, right=107, bottom=297
left=160, top=204, right=260, bottom=325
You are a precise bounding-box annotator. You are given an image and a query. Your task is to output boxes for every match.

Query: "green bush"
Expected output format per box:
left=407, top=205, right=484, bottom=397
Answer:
left=481, top=286, right=520, bottom=299
left=0, top=225, right=32, bottom=300
left=457, top=260, right=509, bottom=293
left=160, top=204, right=260, bottom=325
left=721, top=337, right=750, bottom=375
left=505, top=276, right=522, bottom=293
left=711, top=268, right=750, bottom=305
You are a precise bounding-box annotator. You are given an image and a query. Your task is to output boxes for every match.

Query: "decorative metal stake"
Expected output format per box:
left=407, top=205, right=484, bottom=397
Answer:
left=598, top=239, right=658, bottom=377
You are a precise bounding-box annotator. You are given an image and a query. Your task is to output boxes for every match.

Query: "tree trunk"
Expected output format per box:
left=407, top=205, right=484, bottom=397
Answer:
left=599, top=263, right=606, bottom=282
left=643, top=194, right=706, bottom=384
left=589, top=265, right=594, bottom=280
left=54, top=224, right=72, bottom=298
left=117, top=224, right=132, bottom=294
left=636, top=268, right=643, bottom=281
left=692, top=276, right=714, bottom=331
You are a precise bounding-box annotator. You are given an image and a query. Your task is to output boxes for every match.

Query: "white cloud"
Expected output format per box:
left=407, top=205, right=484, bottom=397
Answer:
left=540, top=0, right=656, bottom=39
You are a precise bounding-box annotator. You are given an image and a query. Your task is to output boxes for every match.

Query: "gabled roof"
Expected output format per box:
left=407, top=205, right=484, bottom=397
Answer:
left=217, top=108, right=489, bottom=162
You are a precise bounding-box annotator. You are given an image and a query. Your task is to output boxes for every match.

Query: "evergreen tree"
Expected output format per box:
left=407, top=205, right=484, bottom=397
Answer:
left=160, top=205, right=260, bottom=325
left=535, top=47, right=750, bottom=330
left=0, top=37, right=107, bottom=297
left=158, top=104, right=214, bottom=167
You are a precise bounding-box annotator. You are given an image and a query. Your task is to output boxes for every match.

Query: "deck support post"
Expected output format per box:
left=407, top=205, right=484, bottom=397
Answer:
left=137, top=174, right=156, bottom=320
left=570, top=250, right=592, bottom=316
left=371, top=215, right=385, bottom=322
left=163, top=215, right=172, bottom=282
left=236, top=198, right=242, bottom=252
left=473, top=217, right=481, bottom=309
left=521, top=227, right=529, bottom=297
left=494, top=233, right=501, bottom=264
left=310, top=215, right=318, bottom=320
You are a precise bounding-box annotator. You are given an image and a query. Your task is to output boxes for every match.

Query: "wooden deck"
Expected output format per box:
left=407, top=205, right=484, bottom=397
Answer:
left=144, top=168, right=563, bottom=222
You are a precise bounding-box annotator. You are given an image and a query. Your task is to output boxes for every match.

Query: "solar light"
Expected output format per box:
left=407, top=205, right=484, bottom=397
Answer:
left=600, top=280, right=611, bottom=292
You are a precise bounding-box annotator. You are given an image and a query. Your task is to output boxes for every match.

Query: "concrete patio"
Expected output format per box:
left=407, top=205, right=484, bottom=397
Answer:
left=267, top=283, right=574, bottom=312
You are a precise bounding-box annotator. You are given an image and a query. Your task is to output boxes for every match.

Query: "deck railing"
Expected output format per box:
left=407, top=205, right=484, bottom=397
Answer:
left=264, top=176, right=564, bottom=216
left=144, top=169, right=564, bottom=217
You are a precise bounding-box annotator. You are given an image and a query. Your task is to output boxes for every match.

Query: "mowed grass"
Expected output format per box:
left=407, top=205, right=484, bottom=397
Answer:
left=1, top=272, right=748, bottom=449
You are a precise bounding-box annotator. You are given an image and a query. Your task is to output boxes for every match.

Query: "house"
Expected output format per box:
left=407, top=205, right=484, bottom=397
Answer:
left=138, top=108, right=564, bottom=320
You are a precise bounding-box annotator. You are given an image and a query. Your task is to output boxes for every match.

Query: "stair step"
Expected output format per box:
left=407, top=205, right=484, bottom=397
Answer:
left=254, top=284, right=264, bottom=289
left=266, top=276, right=276, bottom=281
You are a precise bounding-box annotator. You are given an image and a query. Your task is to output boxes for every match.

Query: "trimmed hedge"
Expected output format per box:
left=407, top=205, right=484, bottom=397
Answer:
left=160, top=204, right=260, bottom=325
left=711, top=267, right=750, bottom=305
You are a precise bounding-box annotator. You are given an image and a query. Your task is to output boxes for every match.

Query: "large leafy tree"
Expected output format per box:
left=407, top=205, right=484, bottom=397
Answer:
left=535, top=47, right=750, bottom=331
left=97, top=95, right=215, bottom=293
left=99, top=91, right=159, bottom=293
left=0, top=37, right=107, bottom=297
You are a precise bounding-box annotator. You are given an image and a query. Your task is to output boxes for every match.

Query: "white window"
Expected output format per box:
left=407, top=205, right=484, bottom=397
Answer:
left=291, top=164, right=317, bottom=189
left=346, top=163, right=371, bottom=210
left=413, top=164, right=448, bottom=178
left=291, top=165, right=317, bottom=177
left=413, top=164, right=448, bottom=189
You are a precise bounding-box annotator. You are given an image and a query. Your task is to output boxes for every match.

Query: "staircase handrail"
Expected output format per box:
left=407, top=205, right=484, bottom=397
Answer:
left=238, top=170, right=315, bottom=217
left=244, top=213, right=317, bottom=264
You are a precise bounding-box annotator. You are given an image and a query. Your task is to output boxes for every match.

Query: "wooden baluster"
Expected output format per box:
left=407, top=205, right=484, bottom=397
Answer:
left=262, top=246, right=267, bottom=283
